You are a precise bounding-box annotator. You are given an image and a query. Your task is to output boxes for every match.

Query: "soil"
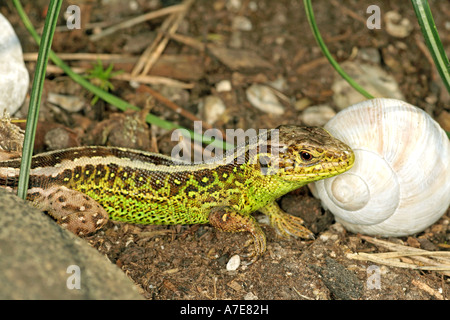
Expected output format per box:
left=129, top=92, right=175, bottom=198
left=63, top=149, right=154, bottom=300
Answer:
left=2, top=0, right=449, bottom=300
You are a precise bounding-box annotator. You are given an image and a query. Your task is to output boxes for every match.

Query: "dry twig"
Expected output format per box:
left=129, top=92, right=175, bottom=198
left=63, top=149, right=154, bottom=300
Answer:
left=89, top=4, right=185, bottom=41
left=43, top=64, right=193, bottom=88
left=132, top=0, right=195, bottom=77
left=347, top=235, right=450, bottom=277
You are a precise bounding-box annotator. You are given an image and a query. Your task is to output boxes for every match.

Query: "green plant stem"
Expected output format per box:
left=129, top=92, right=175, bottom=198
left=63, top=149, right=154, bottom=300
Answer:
left=411, top=0, right=450, bottom=94
left=16, top=0, right=62, bottom=199
left=411, top=0, right=450, bottom=138
left=303, top=0, right=374, bottom=99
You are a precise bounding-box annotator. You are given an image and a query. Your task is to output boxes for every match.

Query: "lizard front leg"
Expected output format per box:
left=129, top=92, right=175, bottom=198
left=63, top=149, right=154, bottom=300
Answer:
left=259, top=201, right=315, bottom=239
left=28, top=186, right=109, bottom=236
left=209, top=207, right=266, bottom=265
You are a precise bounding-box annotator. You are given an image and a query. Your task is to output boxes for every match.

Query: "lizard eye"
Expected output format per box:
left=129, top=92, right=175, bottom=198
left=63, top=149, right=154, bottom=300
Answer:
left=300, top=151, right=313, bottom=161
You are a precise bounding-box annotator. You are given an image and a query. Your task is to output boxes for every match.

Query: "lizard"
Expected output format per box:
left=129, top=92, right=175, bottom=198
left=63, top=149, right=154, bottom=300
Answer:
left=0, top=125, right=354, bottom=263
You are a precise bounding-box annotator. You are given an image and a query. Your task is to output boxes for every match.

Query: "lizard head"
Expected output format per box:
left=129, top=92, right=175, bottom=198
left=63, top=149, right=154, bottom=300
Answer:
left=257, top=125, right=355, bottom=183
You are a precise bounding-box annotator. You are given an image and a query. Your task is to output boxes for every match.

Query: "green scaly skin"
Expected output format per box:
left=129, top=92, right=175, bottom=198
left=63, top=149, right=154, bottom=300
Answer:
left=0, top=125, right=354, bottom=263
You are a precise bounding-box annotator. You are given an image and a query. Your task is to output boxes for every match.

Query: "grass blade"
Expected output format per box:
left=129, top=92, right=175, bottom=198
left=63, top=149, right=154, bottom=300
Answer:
left=15, top=0, right=62, bottom=199
left=411, top=0, right=450, bottom=94
left=303, top=0, right=374, bottom=99
left=411, top=0, right=450, bottom=138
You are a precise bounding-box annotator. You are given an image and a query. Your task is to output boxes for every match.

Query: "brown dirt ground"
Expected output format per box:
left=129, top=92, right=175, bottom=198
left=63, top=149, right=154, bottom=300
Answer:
left=2, top=0, right=449, bottom=300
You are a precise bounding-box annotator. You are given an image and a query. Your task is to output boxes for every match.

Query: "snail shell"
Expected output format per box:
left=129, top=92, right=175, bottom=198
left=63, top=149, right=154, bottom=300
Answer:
left=311, top=98, right=450, bottom=236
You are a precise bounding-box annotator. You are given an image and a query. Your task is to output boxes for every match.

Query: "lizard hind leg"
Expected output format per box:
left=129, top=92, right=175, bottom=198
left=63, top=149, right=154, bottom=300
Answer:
left=259, top=201, right=315, bottom=240
left=28, top=186, right=109, bottom=236
left=209, top=207, right=266, bottom=265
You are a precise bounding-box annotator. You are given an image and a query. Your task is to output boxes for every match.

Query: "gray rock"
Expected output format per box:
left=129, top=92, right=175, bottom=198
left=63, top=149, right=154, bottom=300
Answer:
left=301, top=105, right=336, bottom=127
left=332, top=61, right=404, bottom=110
left=0, top=189, right=143, bottom=300
left=246, top=84, right=284, bottom=115
left=384, top=11, right=413, bottom=38
left=0, top=14, right=29, bottom=115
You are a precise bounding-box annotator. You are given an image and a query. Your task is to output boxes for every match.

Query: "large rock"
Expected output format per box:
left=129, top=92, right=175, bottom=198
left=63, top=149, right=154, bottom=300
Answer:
left=0, top=189, right=143, bottom=299
left=0, top=14, right=29, bottom=115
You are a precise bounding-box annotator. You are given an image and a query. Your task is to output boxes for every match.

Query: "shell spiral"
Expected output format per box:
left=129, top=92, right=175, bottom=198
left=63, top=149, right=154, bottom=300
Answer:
left=312, top=98, right=450, bottom=236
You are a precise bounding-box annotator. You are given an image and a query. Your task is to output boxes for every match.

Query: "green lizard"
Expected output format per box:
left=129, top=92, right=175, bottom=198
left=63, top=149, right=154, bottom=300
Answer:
left=0, top=125, right=354, bottom=263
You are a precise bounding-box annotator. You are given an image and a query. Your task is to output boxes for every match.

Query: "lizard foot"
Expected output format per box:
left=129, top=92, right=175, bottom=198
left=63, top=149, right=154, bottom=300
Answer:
left=29, top=186, right=109, bottom=236
left=259, top=201, right=315, bottom=239
left=209, top=208, right=266, bottom=265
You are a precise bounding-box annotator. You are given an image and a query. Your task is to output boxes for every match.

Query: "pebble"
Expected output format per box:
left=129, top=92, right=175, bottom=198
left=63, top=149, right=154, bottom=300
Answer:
left=0, top=14, right=29, bottom=115
left=227, top=0, right=242, bottom=11
left=226, top=254, right=241, bottom=271
left=332, top=61, right=404, bottom=110
left=357, top=47, right=381, bottom=65
left=246, top=84, right=284, bottom=115
left=244, top=292, right=258, bottom=300
left=268, top=75, right=288, bottom=92
left=199, top=95, right=226, bottom=125
left=47, top=93, right=85, bottom=113
left=437, top=110, right=450, bottom=132
left=232, top=16, right=252, bottom=31
left=385, top=11, right=413, bottom=38
left=301, top=105, right=336, bottom=126
left=294, top=97, right=313, bottom=111
left=216, top=79, right=232, bottom=92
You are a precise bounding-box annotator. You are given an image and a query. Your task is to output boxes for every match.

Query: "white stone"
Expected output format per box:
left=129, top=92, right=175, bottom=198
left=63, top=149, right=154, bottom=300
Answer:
left=244, top=292, right=258, bottom=300
left=0, top=14, right=29, bottom=115
left=199, top=95, right=226, bottom=125
left=216, top=79, right=232, bottom=92
left=385, top=11, right=413, bottom=38
left=301, top=105, right=336, bottom=127
left=246, top=84, right=284, bottom=115
left=332, top=61, right=404, bottom=110
left=232, top=16, right=252, bottom=31
left=226, top=254, right=241, bottom=271
left=47, top=93, right=85, bottom=113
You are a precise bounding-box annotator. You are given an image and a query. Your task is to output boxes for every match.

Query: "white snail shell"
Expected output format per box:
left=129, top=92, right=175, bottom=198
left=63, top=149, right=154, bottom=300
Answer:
left=311, top=98, right=450, bottom=237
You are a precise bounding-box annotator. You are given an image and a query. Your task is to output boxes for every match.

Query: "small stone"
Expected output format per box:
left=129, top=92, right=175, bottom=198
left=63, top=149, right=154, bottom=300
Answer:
left=226, top=254, right=241, bottom=271
left=332, top=61, right=404, bottom=110
left=319, top=232, right=332, bottom=242
left=47, top=93, right=85, bottom=113
left=0, top=14, right=29, bottom=115
left=246, top=84, right=284, bottom=115
left=301, top=105, right=336, bottom=126
left=248, top=1, right=258, bottom=11
left=445, top=21, right=450, bottom=31
left=216, top=79, right=232, bottom=92
left=232, top=16, right=252, bottom=31
left=244, top=292, right=258, bottom=300
left=385, top=11, right=413, bottom=38
left=199, top=95, right=226, bottom=125
left=226, top=0, right=242, bottom=11
left=437, top=110, right=450, bottom=132
left=268, top=76, right=288, bottom=92
left=357, top=47, right=381, bottom=64
left=294, top=97, right=313, bottom=111
left=44, top=126, right=80, bottom=150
